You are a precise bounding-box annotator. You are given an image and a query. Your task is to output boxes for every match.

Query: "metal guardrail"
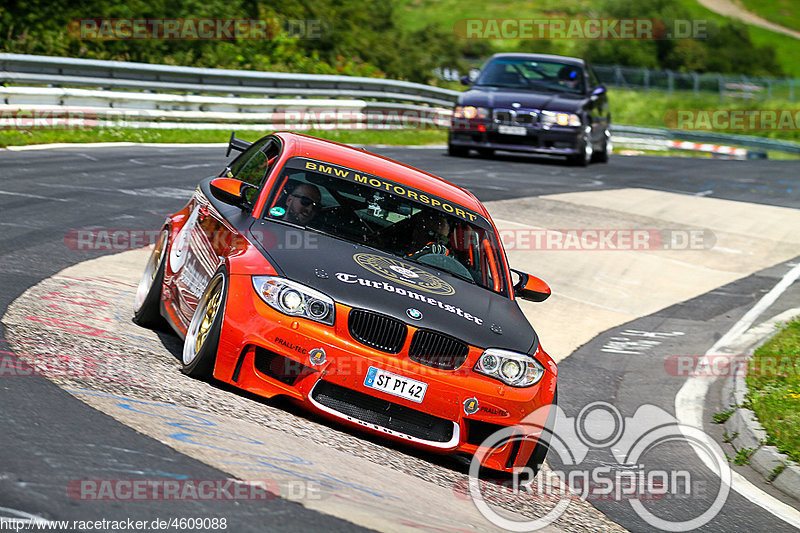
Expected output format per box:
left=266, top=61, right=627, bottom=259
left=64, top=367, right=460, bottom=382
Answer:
left=2, top=54, right=798, bottom=155
left=0, top=53, right=460, bottom=107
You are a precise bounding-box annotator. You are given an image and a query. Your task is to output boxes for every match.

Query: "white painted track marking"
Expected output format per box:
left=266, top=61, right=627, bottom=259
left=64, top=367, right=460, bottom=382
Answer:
left=675, top=262, right=800, bottom=528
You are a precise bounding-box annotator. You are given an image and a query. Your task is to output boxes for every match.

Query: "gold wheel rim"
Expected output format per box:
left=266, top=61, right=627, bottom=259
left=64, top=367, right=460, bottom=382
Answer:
left=194, top=284, right=221, bottom=354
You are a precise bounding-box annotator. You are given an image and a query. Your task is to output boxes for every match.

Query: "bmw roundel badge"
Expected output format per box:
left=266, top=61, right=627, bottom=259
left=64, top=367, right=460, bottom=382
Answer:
left=406, top=308, right=423, bottom=320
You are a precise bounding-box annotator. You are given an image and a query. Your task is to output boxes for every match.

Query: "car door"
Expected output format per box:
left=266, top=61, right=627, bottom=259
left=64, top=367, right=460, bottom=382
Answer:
left=172, top=137, right=279, bottom=326
left=586, top=64, right=609, bottom=144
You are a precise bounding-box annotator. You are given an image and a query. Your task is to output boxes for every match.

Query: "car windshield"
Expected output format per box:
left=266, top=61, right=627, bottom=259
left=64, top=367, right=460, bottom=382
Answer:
left=474, top=58, right=585, bottom=95
left=265, top=157, right=508, bottom=295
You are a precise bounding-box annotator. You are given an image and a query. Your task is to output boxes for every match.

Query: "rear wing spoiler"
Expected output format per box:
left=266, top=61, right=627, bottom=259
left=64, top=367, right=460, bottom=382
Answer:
left=226, top=131, right=252, bottom=157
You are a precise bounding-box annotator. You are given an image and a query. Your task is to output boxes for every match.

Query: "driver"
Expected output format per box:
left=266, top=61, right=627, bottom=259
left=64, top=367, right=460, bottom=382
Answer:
left=408, top=212, right=451, bottom=258
left=283, top=183, right=321, bottom=225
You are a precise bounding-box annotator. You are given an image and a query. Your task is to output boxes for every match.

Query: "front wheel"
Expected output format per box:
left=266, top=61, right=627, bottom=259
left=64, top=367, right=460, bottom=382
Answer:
left=182, top=270, right=227, bottom=379
left=133, top=229, right=168, bottom=328
left=566, top=127, right=593, bottom=167
left=592, top=128, right=611, bottom=163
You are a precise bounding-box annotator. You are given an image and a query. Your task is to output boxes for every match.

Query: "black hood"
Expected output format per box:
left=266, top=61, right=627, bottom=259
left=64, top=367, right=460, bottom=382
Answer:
left=249, top=219, right=537, bottom=354
left=460, top=87, right=585, bottom=113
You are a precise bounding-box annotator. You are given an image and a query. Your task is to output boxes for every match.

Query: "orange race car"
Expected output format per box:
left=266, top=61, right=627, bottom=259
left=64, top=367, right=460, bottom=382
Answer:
left=134, top=132, right=557, bottom=473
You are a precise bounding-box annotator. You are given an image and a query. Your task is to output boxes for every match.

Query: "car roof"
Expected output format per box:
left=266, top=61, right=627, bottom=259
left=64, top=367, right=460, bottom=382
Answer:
left=274, top=132, right=489, bottom=217
left=487, top=53, right=585, bottom=67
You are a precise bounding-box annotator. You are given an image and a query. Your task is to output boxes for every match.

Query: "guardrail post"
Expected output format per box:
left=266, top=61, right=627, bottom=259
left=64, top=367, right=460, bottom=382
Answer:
left=790, top=79, right=795, bottom=101
left=667, top=70, right=674, bottom=95
left=643, top=68, right=649, bottom=93
left=718, top=74, right=725, bottom=102
left=692, top=72, right=699, bottom=97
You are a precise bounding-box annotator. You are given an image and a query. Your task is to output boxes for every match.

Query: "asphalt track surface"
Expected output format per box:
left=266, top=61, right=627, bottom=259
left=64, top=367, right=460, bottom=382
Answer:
left=1, top=144, right=799, bottom=531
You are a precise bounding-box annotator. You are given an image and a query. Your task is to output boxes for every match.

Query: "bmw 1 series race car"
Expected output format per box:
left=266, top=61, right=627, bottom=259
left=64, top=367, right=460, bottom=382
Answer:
left=134, top=131, right=557, bottom=473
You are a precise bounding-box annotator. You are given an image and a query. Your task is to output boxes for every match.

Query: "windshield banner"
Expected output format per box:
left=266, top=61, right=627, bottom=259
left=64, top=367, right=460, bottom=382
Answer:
left=285, top=157, right=487, bottom=227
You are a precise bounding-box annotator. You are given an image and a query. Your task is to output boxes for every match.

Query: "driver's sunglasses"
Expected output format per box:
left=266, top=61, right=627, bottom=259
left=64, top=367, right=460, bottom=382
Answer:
left=290, top=194, right=321, bottom=209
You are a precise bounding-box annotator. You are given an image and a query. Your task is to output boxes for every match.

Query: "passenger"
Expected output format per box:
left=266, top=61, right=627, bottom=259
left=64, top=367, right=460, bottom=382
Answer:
left=283, top=183, right=321, bottom=225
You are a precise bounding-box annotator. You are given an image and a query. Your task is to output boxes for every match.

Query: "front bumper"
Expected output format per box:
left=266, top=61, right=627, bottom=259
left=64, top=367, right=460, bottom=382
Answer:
left=449, top=125, right=582, bottom=156
left=213, top=274, right=557, bottom=472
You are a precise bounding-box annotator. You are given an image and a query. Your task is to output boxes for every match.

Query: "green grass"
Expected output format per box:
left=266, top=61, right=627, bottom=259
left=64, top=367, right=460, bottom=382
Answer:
left=0, top=127, right=448, bottom=148
left=669, top=0, right=800, bottom=76
left=738, top=0, right=800, bottom=33
left=398, top=0, right=800, bottom=77
left=609, top=89, right=800, bottom=143
left=746, top=316, right=800, bottom=462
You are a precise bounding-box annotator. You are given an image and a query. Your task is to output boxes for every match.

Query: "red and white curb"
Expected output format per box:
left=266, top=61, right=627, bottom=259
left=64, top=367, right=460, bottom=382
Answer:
left=668, top=141, right=747, bottom=158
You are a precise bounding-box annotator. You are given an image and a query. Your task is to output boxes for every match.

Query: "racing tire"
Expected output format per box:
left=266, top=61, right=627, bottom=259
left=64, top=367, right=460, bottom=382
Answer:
left=181, top=269, right=227, bottom=379
left=476, top=148, right=495, bottom=158
left=525, top=387, right=558, bottom=476
left=592, top=128, right=611, bottom=163
left=133, top=229, right=168, bottom=328
left=448, top=144, right=469, bottom=157
left=566, top=127, right=592, bottom=167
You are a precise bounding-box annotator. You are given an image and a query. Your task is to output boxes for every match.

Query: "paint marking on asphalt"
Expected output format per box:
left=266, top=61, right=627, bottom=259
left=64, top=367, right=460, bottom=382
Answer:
left=76, top=153, right=99, bottom=161
left=675, top=262, right=800, bottom=528
left=3, top=142, right=227, bottom=151
left=159, top=163, right=214, bottom=170
left=0, top=190, right=70, bottom=202
left=0, top=506, right=55, bottom=524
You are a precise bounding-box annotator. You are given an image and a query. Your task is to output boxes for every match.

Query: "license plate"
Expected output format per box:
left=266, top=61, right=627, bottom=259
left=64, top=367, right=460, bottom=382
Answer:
left=498, top=125, right=527, bottom=136
left=364, top=367, right=427, bottom=403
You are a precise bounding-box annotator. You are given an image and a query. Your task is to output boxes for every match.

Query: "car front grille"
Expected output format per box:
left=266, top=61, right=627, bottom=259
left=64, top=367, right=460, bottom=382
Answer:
left=494, top=109, right=537, bottom=125
left=409, top=329, right=469, bottom=370
left=311, top=380, right=455, bottom=443
left=348, top=309, right=407, bottom=353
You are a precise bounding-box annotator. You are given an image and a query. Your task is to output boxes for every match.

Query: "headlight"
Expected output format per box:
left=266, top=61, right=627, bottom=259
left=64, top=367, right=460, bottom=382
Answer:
left=474, top=349, right=545, bottom=387
left=252, top=276, right=335, bottom=325
left=540, top=111, right=581, bottom=127
left=453, top=106, right=490, bottom=120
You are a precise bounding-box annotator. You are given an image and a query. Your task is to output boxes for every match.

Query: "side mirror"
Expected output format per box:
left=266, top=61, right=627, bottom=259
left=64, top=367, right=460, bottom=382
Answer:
left=590, top=86, right=606, bottom=99
left=460, top=74, right=472, bottom=86
left=209, top=177, right=255, bottom=208
left=511, top=269, right=551, bottom=302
